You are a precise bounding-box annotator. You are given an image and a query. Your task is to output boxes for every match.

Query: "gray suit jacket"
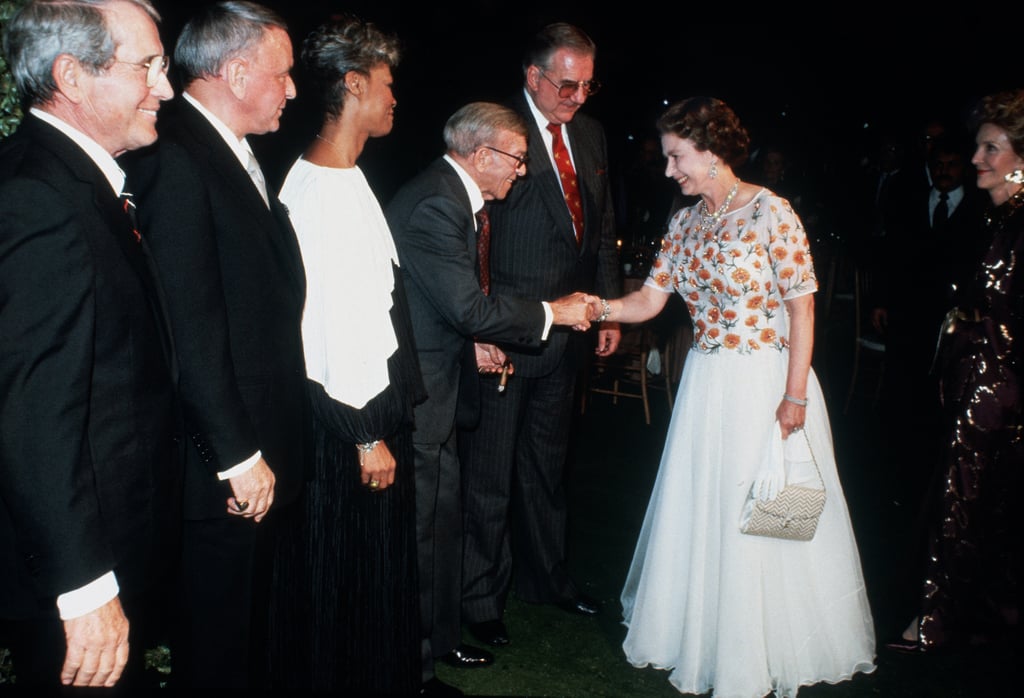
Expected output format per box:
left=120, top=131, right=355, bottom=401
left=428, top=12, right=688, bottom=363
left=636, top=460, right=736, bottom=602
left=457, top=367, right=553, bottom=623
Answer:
left=387, top=158, right=545, bottom=444
left=488, top=92, right=622, bottom=378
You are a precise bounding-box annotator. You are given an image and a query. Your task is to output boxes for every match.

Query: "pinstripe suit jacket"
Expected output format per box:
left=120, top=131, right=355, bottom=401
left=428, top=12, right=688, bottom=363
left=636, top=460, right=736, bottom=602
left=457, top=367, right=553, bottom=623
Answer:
left=387, top=158, right=547, bottom=443
left=488, top=92, right=621, bottom=378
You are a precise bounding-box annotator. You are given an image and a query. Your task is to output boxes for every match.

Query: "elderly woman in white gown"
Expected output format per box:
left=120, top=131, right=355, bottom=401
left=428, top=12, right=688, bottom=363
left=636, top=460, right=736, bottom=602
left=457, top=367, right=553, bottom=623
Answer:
left=592, top=97, right=876, bottom=698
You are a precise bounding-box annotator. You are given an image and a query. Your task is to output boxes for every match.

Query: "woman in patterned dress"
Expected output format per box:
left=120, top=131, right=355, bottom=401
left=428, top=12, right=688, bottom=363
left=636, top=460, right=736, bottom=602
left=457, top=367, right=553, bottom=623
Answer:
left=595, top=97, right=876, bottom=697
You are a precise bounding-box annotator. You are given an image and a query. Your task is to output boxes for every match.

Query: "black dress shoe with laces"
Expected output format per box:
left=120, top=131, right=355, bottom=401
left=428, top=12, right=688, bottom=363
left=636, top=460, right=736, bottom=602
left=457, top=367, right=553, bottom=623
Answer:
left=468, top=619, right=510, bottom=646
left=440, top=643, right=494, bottom=668
left=420, top=677, right=464, bottom=696
left=559, top=593, right=600, bottom=616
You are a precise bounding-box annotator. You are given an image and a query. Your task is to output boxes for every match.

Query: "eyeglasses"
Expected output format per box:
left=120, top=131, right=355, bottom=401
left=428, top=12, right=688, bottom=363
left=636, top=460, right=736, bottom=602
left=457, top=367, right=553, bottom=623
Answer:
left=114, top=54, right=170, bottom=88
left=538, top=70, right=601, bottom=99
left=480, top=145, right=529, bottom=170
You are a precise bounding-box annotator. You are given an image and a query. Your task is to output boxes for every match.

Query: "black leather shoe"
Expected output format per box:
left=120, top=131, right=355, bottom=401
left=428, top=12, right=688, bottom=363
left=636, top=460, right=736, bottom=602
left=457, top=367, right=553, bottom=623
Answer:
left=884, top=637, right=924, bottom=654
left=559, top=593, right=600, bottom=616
left=440, top=643, right=494, bottom=668
left=468, top=619, right=510, bottom=646
left=420, top=677, right=464, bottom=696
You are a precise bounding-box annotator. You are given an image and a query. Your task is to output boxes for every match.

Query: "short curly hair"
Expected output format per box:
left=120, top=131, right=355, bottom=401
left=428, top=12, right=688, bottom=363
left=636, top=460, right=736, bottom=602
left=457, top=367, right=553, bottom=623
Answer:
left=969, top=88, right=1024, bottom=158
left=301, top=15, right=400, bottom=119
left=656, top=96, right=749, bottom=170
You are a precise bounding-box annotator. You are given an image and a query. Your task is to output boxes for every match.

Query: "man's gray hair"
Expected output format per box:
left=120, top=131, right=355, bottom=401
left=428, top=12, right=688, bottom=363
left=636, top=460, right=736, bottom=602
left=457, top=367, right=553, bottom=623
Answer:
left=174, top=1, right=287, bottom=86
left=444, top=102, right=528, bottom=157
left=2, top=0, right=160, bottom=106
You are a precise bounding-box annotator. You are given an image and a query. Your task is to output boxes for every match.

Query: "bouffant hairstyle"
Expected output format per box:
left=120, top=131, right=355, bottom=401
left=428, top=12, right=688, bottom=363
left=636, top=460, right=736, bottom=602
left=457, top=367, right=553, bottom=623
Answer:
left=969, top=88, right=1024, bottom=157
left=656, top=96, right=750, bottom=169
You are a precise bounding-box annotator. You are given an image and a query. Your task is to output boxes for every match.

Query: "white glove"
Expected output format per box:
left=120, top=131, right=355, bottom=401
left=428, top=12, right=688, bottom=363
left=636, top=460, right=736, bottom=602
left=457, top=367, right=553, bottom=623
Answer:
left=752, top=423, right=785, bottom=501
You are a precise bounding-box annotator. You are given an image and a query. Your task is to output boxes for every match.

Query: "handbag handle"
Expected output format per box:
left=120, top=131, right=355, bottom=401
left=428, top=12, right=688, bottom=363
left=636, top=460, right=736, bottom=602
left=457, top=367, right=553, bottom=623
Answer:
left=796, top=428, right=825, bottom=493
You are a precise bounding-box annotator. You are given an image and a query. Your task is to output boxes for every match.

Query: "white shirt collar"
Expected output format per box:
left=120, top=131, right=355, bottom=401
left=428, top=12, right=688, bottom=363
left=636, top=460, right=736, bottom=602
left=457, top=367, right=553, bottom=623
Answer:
left=524, top=86, right=557, bottom=135
left=30, top=107, right=125, bottom=195
left=931, top=185, right=964, bottom=210
left=523, top=87, right=573, bottom=165
left=183, top=92, right=256, bottom=168
left=443, top=154, right=485, bottom=221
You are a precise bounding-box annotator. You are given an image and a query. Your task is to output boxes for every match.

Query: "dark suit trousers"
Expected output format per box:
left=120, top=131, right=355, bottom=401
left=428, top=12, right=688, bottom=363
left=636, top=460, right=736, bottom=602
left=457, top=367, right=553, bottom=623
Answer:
left=171, top=511, right=278, bottom=690
left=460, top=351, right=579, bottom=624
left=414, top=428, right=463, bottom=681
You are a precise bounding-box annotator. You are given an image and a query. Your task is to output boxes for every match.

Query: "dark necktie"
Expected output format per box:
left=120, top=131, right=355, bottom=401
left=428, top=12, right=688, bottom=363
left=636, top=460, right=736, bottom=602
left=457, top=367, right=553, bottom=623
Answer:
left=476, top=208, right=491, bottom=295
left=932, top=191, right=949, bottom=228
left=546, top=122, right=584, bottom=245
left=120, top=190, right=141, bottom=243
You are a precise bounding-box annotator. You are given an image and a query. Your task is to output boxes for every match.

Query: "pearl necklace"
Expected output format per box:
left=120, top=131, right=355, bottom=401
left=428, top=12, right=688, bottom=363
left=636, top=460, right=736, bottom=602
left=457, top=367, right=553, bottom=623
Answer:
left=697, top=180, right=739, bottom=234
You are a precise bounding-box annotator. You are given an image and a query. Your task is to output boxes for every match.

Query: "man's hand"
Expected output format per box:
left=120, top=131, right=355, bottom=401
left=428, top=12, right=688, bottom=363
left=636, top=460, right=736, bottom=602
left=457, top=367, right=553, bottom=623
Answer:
left=595, top=323, right=621, bottom=357
left=549, top=291, right=593, bottom=329
left=475, top=343, right=511, bottom=374
left=61, top=596, right=129, bottom=687
left=227, top=457, right=275, bottom=522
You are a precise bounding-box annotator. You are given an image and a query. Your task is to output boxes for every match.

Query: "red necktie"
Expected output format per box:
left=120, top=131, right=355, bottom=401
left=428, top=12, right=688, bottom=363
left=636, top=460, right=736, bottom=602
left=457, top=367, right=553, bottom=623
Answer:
left=120, top=191, right=141, bottom=243
left=476, top=208, right=491, bottom=295
left=547, top=122, right=584, bottom=245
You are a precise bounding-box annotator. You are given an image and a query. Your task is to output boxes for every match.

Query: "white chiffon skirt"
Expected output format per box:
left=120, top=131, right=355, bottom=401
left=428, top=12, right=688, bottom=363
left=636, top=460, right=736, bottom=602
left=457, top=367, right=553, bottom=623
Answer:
left=621, top=350, right=876, bottom=698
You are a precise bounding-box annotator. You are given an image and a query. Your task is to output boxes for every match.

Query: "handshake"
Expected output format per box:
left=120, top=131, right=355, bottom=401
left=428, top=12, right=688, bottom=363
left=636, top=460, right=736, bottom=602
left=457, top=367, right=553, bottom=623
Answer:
left=549, top=292, right=612, bottom=331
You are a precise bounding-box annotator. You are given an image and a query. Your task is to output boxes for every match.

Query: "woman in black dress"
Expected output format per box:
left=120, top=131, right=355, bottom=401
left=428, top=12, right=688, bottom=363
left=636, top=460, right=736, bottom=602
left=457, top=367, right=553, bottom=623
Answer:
left=268, top=16, right=425, bottom=694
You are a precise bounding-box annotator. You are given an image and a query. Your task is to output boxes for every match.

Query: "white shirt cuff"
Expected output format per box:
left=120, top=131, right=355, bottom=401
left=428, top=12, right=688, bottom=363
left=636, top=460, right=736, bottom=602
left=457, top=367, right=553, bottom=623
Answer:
left=217, top=450, right=262, bottom=480
left=56, top=571, right=119, bottom=620
left=540, top=302, right=554, bottom=341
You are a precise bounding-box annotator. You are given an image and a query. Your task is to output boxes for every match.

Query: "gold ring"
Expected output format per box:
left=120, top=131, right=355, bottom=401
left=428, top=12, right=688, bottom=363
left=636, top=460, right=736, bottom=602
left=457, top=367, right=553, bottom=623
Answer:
left=368, top=480, right=380, bottom=489
left=236, top=500, right=250, bottom=511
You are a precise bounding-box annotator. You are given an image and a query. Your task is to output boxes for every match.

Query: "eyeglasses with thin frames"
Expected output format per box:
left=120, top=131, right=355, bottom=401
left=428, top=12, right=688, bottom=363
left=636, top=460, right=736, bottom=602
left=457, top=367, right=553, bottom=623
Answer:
left=480, top=145, right=529, bottom=170
left=538, top=70, right=601, bottom=99
left=114, top=54, right=170, bottom=88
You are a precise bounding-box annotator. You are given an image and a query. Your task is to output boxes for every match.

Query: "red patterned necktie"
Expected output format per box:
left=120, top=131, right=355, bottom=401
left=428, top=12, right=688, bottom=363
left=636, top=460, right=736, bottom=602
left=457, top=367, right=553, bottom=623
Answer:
left=476, top=208, right=491, bottom=295
left=120, top=190, right=141, bottom=243
left=546, top=121, right=584, bottom=245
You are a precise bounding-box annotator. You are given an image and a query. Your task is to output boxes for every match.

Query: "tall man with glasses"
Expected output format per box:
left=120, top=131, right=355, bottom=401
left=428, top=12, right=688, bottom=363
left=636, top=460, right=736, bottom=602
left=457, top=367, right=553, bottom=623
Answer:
left=0, top=0, right=179, bottom=690
left=459, top=23, right=622, bottom=648
left=386, top=102, right=593, bottom=693
left=121, top=1, right=307, bottom=689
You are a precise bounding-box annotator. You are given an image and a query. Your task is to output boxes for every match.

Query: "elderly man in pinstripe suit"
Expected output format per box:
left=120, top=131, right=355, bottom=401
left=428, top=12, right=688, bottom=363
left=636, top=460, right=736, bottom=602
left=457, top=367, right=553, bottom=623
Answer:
left=459, top=22, right=622, bottom=648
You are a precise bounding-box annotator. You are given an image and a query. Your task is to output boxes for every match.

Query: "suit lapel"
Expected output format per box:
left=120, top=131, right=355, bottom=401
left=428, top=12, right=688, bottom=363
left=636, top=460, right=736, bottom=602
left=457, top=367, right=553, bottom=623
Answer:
left=28, top=118, right=179, bottom=378
left=437, top=159, right=479, bottom=270
left=515, top=94, right=580, bottom=250
left=566, top=121, right=600, bottom=250
left=178, top=101, right=306, bottom=302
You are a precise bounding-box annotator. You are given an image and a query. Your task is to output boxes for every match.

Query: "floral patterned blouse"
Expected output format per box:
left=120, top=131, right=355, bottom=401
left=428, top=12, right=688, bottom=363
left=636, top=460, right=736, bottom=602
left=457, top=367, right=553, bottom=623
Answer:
left=645, top=189, right=816, bottom=354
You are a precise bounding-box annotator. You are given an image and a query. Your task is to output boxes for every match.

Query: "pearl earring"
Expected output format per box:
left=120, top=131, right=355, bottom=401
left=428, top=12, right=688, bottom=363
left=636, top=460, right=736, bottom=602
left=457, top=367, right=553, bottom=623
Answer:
left=1005, top=169, right=1024, bottom=184
left=709, top=161, right=718, bottom=179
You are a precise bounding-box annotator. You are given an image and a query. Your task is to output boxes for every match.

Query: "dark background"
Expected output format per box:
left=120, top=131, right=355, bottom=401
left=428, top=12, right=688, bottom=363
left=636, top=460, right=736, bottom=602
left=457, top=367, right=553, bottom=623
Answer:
left=154, top=3, right=1018, bottom=214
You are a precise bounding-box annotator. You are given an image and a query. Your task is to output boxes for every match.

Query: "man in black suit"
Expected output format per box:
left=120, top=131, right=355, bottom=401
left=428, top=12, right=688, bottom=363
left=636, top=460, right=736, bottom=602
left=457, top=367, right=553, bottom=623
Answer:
left=386, top=102, right=592, bottom=687
left=870, top=133, right=988, bottom=611
left=459, top=23, right=622, bottom=647
left=0, top=0, right=178, bottom=690
left=122, top=1, right=307, bottom=689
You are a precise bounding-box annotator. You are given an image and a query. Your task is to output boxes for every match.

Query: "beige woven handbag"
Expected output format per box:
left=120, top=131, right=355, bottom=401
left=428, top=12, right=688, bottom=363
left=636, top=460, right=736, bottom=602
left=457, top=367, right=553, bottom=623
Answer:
left=739, top=430, right=825, bottom=541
